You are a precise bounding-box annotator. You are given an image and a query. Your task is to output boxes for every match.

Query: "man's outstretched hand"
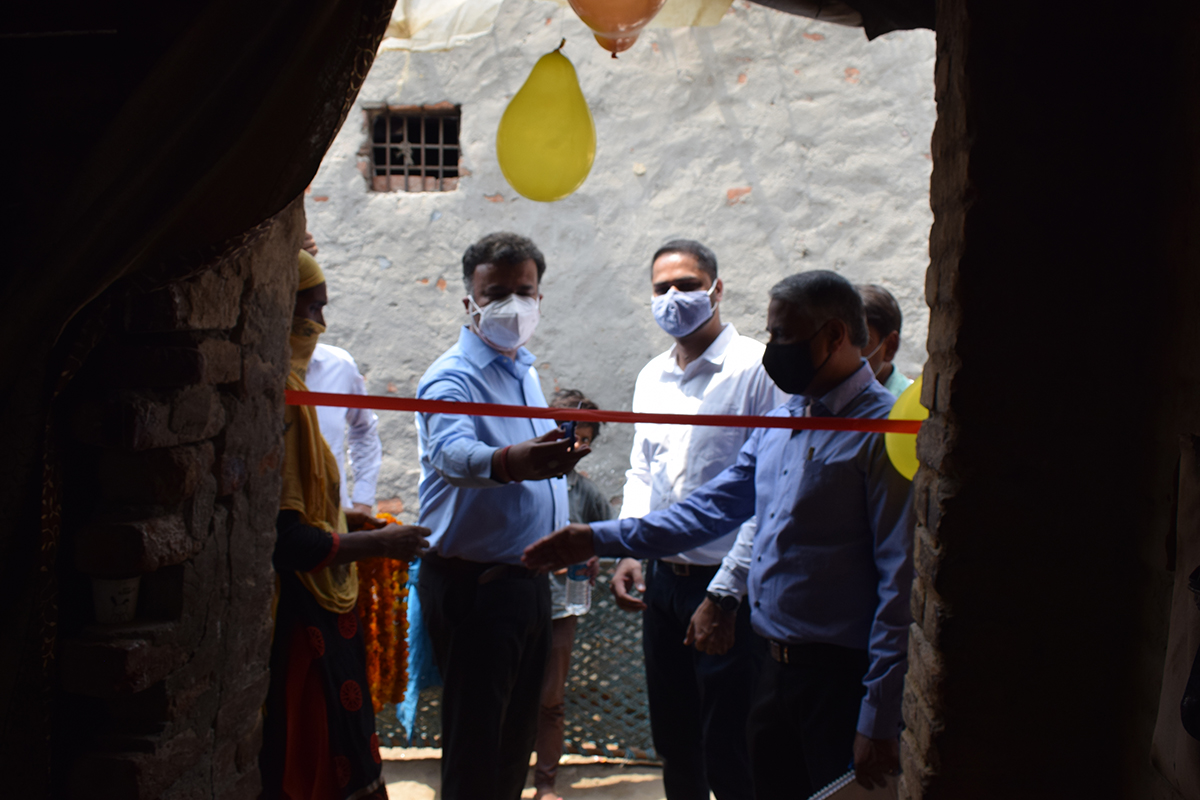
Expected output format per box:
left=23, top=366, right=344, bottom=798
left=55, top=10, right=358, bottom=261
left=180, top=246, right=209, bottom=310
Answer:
left=522, top=524, right=596, bottom=572
left=493, top=429, right=591, bottom=483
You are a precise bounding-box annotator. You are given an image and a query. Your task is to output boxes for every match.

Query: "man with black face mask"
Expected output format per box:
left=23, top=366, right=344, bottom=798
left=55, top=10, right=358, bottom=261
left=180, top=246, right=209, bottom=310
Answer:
left=523, top=270, right=915, bottom=799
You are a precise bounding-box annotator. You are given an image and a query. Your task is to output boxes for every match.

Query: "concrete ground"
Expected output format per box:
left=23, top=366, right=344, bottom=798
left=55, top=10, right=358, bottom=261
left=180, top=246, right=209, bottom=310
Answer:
left=381, top=749, right=672, bottom=800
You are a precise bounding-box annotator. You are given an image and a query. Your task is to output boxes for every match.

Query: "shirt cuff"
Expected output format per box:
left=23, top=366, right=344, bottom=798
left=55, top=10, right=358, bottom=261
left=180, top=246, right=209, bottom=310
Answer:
left=590, top=519, right=635, bottom=558
left=856, top=695, right=902, bottom=740
left=706, top=566, right=747, bottom=601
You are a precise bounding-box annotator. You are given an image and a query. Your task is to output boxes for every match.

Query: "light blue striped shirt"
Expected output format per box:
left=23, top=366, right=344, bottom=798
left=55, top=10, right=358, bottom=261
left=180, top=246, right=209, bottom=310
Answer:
left=416, top=326, right=568, bottom=565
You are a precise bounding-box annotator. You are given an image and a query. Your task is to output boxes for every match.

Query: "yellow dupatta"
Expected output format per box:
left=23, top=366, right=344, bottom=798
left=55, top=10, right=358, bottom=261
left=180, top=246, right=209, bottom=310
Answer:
left=280, top=330, right=359, bottom=614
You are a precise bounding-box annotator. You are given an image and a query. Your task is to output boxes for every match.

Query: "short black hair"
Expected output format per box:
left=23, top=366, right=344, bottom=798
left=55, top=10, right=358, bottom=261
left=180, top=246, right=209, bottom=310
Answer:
left=550, top=388, right=601, bottom=438
left=651, top=240, right=718, bottom=281
left=462, top=232, right=546, bottom=293
left=857, top=284, right=903, bottom=338
left=769, top=271, right=869, bottom=348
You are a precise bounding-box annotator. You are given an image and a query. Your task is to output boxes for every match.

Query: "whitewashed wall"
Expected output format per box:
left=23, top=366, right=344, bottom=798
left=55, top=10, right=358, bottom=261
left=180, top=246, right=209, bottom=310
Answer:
left=306, top=0, right=936, bottom=512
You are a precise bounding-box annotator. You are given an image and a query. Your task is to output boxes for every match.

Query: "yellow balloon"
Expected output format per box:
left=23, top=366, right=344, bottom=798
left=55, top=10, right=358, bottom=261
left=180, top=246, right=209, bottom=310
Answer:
left=496, top=48, right=596, bottom=203
left=885, top=375, right=928, bottom=480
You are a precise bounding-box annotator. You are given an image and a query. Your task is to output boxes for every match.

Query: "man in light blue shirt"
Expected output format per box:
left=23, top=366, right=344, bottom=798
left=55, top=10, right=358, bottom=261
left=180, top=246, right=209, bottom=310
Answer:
left=416, top=232, right=589, bottom=800
left=524, top=271, right=914, bottom=797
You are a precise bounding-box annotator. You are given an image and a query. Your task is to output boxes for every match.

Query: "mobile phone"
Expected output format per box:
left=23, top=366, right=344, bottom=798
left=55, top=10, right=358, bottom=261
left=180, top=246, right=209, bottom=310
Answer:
left=561, top=420, right=577, bottom=451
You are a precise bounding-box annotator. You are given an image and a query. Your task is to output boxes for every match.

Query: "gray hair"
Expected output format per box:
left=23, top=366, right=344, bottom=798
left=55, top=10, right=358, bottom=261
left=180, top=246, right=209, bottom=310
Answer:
left=769, top=271, right=869, bottom=348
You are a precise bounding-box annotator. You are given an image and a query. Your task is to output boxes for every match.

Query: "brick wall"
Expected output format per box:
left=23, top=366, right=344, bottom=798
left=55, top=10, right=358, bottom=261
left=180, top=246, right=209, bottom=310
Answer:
left=900, top=3, right=1200, bottom=798
left=52, top=199, right=303, bottom=800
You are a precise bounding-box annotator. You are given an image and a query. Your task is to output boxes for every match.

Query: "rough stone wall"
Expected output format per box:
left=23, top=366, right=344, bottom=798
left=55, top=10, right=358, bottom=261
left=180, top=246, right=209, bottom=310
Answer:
left=901, top=3, right=1200, bottom=798
left=305, top=0, right=935, bottom=512
left=53, top=200, right=303, bottom=799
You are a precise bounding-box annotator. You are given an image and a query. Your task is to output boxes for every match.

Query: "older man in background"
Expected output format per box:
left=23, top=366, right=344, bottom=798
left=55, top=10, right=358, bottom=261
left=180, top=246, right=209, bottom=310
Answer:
left=525, top=270, right=915, bottom=798
left=857, top=283, right=913, bottom=398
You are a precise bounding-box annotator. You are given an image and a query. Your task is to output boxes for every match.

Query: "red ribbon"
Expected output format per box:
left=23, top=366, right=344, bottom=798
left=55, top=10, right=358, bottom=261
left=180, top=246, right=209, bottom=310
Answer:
left=285, top=390, right=923, bottom=435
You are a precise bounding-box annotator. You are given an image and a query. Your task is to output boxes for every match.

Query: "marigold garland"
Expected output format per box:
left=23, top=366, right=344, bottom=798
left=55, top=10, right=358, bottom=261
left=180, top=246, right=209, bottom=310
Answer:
left=356, top=512, right=410, bottom=713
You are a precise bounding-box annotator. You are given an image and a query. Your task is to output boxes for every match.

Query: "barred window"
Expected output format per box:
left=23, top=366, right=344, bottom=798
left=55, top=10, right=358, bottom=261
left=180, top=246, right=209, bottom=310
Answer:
left=367, top=104, right=460, bottom=192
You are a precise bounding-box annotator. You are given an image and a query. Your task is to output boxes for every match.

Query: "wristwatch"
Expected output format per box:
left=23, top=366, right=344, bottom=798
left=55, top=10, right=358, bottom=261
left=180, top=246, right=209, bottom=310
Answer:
left=706, top=591, right=740, bottom=613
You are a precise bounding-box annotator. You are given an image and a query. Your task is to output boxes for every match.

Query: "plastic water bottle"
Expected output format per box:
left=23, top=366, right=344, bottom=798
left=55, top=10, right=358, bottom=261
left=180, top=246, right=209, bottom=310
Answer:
left=564, top=563, right=591, bottom=616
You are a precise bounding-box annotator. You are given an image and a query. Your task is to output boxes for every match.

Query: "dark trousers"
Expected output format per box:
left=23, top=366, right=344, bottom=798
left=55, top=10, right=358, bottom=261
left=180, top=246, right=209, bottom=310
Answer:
left=418, top=555, right=552, bottom=800
left=747, top=642, right=870, bottom=800
left=643, top=560, right=758, bottom=800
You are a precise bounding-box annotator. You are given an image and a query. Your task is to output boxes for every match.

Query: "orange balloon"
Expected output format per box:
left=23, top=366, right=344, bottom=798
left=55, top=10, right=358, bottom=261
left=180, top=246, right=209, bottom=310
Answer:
left=568, top=0, right=668, bottom=55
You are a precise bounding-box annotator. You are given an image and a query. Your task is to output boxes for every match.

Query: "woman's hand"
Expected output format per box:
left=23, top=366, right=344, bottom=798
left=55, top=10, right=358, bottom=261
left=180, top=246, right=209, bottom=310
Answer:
left=332, top=524, right=430, bottom=566
left=371, top=524, right=430, bottom=562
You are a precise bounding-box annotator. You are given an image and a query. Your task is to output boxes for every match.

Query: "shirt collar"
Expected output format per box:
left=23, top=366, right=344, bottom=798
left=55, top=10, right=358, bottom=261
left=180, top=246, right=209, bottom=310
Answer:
left=458, top=325, right=536, bottom=371
left=786, top=359, right=877, bottom=417
left=664, top=323, right=737, bottom=375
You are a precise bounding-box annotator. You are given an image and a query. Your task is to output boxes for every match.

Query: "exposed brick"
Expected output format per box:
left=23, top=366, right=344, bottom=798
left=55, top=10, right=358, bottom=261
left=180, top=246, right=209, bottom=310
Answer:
left=59, top=637, right=188, bottom=697
left=198, top=339, right=242, bottom=383
left=68, top=729, right=207, bottom=800
left=215, top=767, right=262, bottom=800
left=106, top=346, right=206, bottom=389
left=103, top=682, right=170, bottom=734
left=56, top=193, right=301, bottom=800
left=122, top=389, right=226, bottom=450
left=214, top=672, right=270, bottom=741
left=126, top=266, right=244, bottom=333
left=905, top=622, right=943, bottom=703
left=913, top=525, right=941, bottom=597
left=75, top=515, right=191, bottom=577
left=216, top=454, right=248, bottom=496
left=97, top=443, right=214, bottom=507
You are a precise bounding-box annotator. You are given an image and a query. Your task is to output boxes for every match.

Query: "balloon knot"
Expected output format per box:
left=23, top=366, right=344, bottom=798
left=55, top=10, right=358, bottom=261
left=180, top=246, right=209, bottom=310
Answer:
left=611, top=51, right=618, bottom=59
left=557, top=38, right=566, bottom=51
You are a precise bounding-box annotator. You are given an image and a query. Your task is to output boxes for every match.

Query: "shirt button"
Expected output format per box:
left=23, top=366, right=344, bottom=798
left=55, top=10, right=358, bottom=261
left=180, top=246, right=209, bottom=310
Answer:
left=783, top=469, right=788, bottom=475
left=769, top=512, right=775, bottom=518
left=757, top=556, right=762, bottom=561
left=754, top=601, right=761, bottom=608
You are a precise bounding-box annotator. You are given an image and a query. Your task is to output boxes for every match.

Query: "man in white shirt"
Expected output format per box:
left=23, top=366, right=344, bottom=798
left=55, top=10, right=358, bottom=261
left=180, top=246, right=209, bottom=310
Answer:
left=611, top=240, right=786, bottom=800
left=305, top=336, right=383, bottom=513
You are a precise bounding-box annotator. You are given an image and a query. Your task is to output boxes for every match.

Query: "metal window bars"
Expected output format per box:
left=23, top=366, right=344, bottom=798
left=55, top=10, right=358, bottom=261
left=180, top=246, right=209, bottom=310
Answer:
left=368, top=105, right=461, bottom=192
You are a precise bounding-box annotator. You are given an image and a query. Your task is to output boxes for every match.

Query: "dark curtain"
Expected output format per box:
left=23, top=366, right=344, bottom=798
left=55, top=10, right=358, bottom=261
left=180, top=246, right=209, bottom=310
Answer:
left=0, top=0, right=394, bottom=788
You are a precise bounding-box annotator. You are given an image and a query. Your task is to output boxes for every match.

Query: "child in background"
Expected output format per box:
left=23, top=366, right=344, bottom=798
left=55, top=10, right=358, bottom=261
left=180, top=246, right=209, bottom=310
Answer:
left=534, top=389, right=612, bottom=800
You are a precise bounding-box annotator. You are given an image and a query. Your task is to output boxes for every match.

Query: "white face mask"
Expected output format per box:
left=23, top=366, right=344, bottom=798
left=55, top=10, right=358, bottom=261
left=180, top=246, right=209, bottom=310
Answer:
left=863, top=340, right=885, bottom=377
left=467, top=293, right=541, bottom=350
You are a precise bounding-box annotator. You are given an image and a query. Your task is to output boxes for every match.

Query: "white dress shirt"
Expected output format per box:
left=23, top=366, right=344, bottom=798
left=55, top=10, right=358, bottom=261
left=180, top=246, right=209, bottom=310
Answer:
left=619, top=323, right=788, bottom=565
left=305, top=343, right=382, bottom=509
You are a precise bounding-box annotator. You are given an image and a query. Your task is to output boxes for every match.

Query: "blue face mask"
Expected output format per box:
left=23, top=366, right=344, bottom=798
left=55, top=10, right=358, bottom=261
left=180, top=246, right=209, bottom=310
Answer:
left=651, top=284, right=717, bottom=338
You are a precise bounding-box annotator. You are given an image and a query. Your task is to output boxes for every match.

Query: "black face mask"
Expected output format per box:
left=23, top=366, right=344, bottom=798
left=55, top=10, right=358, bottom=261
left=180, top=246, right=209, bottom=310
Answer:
left=762, top=324, right=831, bottom=395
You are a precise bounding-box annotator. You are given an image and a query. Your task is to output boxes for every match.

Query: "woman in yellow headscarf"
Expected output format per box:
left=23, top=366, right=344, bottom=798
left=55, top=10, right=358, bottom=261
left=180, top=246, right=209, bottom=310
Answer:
left=261, top=250, right=430, bottom=800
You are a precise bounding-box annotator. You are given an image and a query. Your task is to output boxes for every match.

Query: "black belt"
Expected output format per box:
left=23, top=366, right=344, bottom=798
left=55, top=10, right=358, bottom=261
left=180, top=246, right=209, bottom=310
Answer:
left=767, top=640, right=867, bottom=667
left=655, top=560, right=721, bottom=579
left=423, top=553, right=538, bottom=585
left=768, top=640, right=797, bottom=665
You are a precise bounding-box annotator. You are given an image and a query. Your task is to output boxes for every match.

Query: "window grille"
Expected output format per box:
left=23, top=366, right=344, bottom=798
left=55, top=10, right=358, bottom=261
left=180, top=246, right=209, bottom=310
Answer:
left=367, top=105, right=461, bottom=192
